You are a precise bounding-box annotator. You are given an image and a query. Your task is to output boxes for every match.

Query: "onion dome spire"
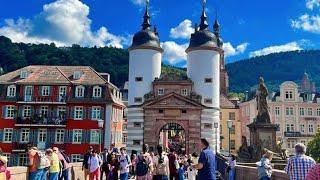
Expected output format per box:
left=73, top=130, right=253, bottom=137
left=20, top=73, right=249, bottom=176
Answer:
left=142, top=0, right=151, bottom=30
left=199, top=0, right=209, bottom=30
left=214, top=14, right=223, bottom=47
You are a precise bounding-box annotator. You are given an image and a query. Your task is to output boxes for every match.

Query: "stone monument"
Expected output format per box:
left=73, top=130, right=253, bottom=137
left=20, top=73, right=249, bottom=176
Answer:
left=247, top=77, right=278, bottom=160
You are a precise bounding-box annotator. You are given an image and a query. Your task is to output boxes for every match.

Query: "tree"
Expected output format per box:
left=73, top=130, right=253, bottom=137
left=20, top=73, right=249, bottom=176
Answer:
left=307, top=129, right=320, bottom=162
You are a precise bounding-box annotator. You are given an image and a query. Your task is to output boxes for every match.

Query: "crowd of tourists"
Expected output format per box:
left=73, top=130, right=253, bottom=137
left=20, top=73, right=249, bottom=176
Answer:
left=0, top=140, right=319, bottom=180
left=80, top=138, right=216, bottom=180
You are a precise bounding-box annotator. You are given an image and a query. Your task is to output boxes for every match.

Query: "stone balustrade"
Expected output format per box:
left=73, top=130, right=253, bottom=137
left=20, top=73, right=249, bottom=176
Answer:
left=235, top=165, right=289, bottom=180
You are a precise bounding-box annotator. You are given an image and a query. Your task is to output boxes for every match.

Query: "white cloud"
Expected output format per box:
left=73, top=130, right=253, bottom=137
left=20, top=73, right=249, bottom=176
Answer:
left=291, top=14, right=320, bottom=34
left=223, top=42, right=249, bottom=57
left=306, top=0, right=320, bottom=10
left=130, top=0, right=145, bottom=6
left=170, top=19, right=194, bottom=39
left=249, top=42, right=302, bottom=57
left=161, top=41, right=188, bottom=64
left=0, top=0, right=128, bottom=48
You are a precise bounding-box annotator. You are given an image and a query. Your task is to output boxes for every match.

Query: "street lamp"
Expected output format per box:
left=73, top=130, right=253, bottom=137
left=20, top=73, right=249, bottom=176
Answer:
left=214, top=122, right=219, bottom=153
left=113, top=121, right=119, bottom=145
left=227, top=120, right=233, bottom=156
left=97, top=120, right=104, bottom=153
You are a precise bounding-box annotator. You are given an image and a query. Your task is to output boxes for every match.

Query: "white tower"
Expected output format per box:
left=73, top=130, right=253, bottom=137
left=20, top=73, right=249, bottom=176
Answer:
left=127, top=1, right=163, bottom=152
left=186, top=1, right=223, bottom=151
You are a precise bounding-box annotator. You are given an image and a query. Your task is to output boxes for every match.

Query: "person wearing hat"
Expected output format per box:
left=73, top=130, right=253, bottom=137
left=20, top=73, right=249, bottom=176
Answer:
left=0, top=156, right=11, bottom=180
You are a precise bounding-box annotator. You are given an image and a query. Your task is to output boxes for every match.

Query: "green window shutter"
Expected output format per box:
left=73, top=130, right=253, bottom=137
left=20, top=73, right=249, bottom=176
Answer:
left=2, top=105, right=7, bottom=119
left=69, top=130, right=74, bottom=143
left=101, top=107, right=105, bottom=120
left=0, top=129, right=3, bottom=142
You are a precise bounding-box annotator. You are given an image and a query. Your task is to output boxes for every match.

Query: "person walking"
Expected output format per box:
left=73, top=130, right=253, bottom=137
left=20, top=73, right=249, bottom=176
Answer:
left=257, top=150, right=273, bottom=180
left=192, top=138, right=216, bottom=180
left=100, top=148, right=109, bottom=180
left=153, top=145, right=169, bottom=180
left=53, top=147, right=71, bottom=180
left=168, top=148, right=179, bottom=180
left=119, top=147, right=131, bottom=180
left=228, top=154, right=236, bottom=180
left=109, top=152, right=120, bottom=180
left=83, top=146, right=93, bottom=180
left=47, top=148, right=60, bottom=180
left=28, top=147, right=42, bottom=180
left=305, top=164, right=320, bottom=180
left=177, top=163, right=185, bottom=180
left=88, top=150, right=102, bottom=180
left=136, top=144, right=153, bottom=180
left=285, top=143, right=316, bottom=180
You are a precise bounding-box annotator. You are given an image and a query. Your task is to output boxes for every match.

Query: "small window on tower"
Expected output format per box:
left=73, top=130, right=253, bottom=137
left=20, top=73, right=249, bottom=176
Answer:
left=134, top=97, right=142, bottom=103
left=158, top=88, right=164, bottom=95
left=182, top=109, right=187, bottom=113
left=135, top=77, right=143, bottom=82
left=204, top=98, right=212, bottom=104
left=134, top=122, right=141, bottom=128
left=133, top=140, right=141, bottom=146
left=204, top=123, right=212, bottom=129
left=159, top=109, right=164, bottom=113
left=205, top=78, right=212, bottom=83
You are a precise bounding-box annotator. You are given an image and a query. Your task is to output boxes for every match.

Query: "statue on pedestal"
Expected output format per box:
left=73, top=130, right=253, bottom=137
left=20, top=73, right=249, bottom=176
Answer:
left=256, top=77, right=271, bottom=123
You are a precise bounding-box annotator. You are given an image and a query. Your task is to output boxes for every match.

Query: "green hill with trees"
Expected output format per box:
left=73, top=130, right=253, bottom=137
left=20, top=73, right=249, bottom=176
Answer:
left=1, top=35, right=320, bottom=92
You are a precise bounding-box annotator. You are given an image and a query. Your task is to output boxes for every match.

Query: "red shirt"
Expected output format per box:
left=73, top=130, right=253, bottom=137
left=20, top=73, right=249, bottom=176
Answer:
left=305, top=164, right=320, bottom=180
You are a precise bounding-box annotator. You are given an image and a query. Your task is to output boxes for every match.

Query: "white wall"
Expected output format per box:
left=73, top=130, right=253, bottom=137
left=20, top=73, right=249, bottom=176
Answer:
left=187, top=50, right=220, bottom=108
left=128, top=49, right=162, bottom=106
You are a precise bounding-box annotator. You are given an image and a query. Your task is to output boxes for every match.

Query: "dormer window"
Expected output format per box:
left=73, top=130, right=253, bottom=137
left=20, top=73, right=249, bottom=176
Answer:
left=75, top=86, right=85, bottom=98
left=20, top=70, right=29, bottom=79
left=181, top=89, right=188, bottom=96
left=73, top=71, right=82, bottom=80
left=7, top=85, right=16, bottom=97
left=93, top=86, right=102, bottom=98
left=285, top=91, right=293, bottom=100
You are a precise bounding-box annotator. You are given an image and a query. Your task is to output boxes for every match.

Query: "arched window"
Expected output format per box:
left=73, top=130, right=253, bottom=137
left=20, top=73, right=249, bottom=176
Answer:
left=7, top=85, right=16, bottom=97
left=92, top=86, right=102, bottom=98
left=75, top=86, right=85, bottom=98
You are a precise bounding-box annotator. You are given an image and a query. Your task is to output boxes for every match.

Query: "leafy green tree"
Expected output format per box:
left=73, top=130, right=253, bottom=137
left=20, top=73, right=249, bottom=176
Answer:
left=307, top=129, right=320, bottom=162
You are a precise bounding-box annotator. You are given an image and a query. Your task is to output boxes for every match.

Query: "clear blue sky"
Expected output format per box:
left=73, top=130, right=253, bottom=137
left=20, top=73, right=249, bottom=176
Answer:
left=0, top=0, right=319, bottom=67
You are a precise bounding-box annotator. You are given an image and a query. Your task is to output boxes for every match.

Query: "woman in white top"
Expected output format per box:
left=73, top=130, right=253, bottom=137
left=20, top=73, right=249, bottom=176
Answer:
left=88, top=150, right=102, bottom=180
left=153, top=145, right=170, bottom=180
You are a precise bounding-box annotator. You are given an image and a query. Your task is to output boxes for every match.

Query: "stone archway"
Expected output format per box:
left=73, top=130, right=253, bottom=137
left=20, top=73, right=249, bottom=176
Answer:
left=158, top=122, right=186, bottom=154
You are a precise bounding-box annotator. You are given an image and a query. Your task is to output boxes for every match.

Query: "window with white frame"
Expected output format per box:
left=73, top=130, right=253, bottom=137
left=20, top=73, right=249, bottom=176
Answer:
left=91, top=107, right=101, bottom=120
left=38, top=129, right=47, bottom=142
left=19, top=154, right=27, bottom=166
left=275, top=107, right=280, bottom=116
left=123, top=134, right=127, bottom=143
left=57, top=106, right=66, bottom=119
left=286, top=124, right=294, bottom=132
left=285, top=91, right=293, bottom=100
left=6, top=105, right=15, bottom=119
left=309, top=124, right=314, bottom=133
left=55, top=129, right=64, bottom=143
left=301, top=140, right=306, bottom=145
left=23, top=106, right=31, bottom=118
left=41, top=86, right=50, bottom=96
left=307, top=108, right=313, bottom=116
left=300, top=124, right=305, bottom=133
left=7, top=85, right=16, bottom=97
left=71, top=154, right=82, bottom=162
left=74, top=107, right=83, bottom=120
left=2, top=153, right=10, bottom=166
left=41, top=106, right=49, bottom=117
left=317, top=108, right=320, bottom=116
left=75, top=86, right=85, bottom=98
left=72, top=129, right=82, bottom=143
left=90, top=130, right=100, bottom=144
left=299, top=108, right=305, bottom=116
left=181, top=89, right=188, bottom=96
left=287, top=140, right=295, bottom=149
left=20, top=129, right=30, bottom=143
left=20, top=70, right=29, bottom=79
left=73, top=71, right=82, bottom=79
left=3, top=128, right=13, bottom=143
left=158, top=88, right=164, bottom=95
left=93, top=86, right=102, bottom=98
left=285, top=107, right=294, bottom=116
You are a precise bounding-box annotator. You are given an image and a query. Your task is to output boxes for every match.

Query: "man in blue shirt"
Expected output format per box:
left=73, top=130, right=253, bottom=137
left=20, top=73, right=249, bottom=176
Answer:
left=192, top=138, right=216, bottom=180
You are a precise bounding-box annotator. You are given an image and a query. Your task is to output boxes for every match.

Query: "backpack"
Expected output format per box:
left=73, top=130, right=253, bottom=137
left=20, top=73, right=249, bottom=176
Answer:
left=156, top=155, right=167, bottom=175
left=136, top=155, right=149, bottom=176
left=37, top=151, right=50, bottom=169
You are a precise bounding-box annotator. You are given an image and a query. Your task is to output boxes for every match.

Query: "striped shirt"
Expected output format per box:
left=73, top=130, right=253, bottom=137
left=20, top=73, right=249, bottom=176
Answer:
left=285, top=154, right=316, bottom=180
left=305, top=164, right=320, bottom=180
